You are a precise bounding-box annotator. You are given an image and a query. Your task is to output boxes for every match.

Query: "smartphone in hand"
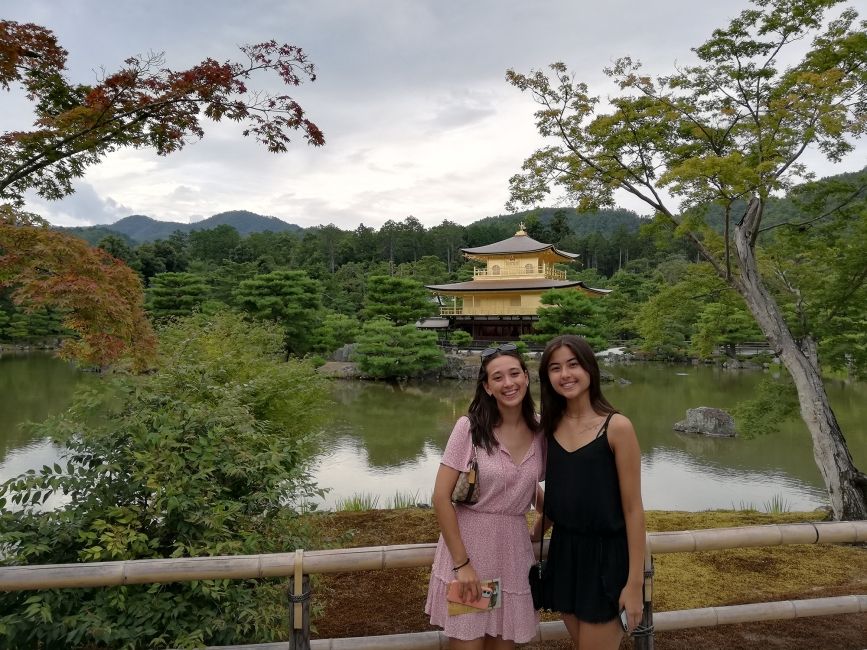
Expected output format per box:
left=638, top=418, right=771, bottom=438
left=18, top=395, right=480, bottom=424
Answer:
left=619, top=607, right=629, bottom=632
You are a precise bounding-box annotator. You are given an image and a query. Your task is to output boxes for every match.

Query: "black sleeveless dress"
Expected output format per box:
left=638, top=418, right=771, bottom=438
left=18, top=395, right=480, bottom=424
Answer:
left=541, top=412, right=629, bottom=623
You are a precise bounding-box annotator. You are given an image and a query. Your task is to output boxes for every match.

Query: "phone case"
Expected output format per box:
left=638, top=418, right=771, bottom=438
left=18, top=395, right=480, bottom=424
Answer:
left=619, top=607, right=629, bottom=632
left=446, top=578, right=502, bottom=615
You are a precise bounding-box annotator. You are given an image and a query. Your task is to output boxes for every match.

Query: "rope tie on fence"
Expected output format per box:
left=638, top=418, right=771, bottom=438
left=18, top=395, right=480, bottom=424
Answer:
left=290, top=549, right=310, bottom=628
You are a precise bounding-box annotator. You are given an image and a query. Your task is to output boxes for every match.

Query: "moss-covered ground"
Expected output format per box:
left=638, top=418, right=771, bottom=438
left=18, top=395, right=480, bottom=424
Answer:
left=306, top=508, right=866, bottom=649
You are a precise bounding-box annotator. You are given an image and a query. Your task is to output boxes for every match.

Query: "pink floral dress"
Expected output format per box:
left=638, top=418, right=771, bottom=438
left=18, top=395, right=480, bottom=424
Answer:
left=425, top=416, right=545, bottom=642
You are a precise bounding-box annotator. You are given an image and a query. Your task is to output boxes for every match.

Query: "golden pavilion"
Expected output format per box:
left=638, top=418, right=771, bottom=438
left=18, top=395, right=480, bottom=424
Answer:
left=425, top=226, right=609, bottom=341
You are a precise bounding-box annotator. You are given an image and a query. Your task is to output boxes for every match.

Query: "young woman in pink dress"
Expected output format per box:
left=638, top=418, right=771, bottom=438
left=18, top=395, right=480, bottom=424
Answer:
left=425, top=343, right=546, bottom=649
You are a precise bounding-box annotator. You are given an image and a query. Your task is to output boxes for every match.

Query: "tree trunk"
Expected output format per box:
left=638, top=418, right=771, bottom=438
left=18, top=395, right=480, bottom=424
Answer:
left=732, top=199, right=867, bottom=520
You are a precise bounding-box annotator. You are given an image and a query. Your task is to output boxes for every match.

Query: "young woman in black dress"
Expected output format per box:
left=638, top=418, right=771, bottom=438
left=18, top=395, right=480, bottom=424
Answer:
left=537, top=335, right=646, bottom=649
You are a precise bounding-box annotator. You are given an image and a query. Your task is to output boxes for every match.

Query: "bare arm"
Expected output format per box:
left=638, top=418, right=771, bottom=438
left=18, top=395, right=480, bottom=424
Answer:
left=431, top=463, right=481, bottom=601
left=609, top=413, right=646, bottom=631
left=530, top=483, right=547, bottom=542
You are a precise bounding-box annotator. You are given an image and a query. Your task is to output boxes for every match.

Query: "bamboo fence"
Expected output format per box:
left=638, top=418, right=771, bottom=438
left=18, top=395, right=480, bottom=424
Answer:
left=186, top=594, right=867, bottom=650
left=0, top=521, right=864, bottom=591
left=1, top=520, right=864, bottom=650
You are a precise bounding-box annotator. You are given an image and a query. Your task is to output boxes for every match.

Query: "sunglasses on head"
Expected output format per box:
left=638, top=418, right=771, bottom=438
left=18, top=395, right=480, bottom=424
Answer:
left=480, top=343, right=518, bottom=360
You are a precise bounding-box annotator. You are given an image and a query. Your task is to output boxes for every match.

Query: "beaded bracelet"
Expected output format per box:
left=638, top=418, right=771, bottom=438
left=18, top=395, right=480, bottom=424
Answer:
left=452, top=557, right=470, bottom=572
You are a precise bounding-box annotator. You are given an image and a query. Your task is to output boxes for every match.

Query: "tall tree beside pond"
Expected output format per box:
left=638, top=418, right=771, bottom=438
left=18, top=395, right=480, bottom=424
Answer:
left=634, top=264, right=733, bottom=359
left=0, top=300, right=64, bottom=341
left=309, top=312, right=360, bottom=355
left=0, top=207, right=156, bottom=370
left=524, top=289, right=609, bottom=349
left=0, top=312, right=327, bottom=648
left=146, top=271, right=210, bottom=320
left=354, top=317, right=445, bottom=379
left=235, top=270, right=322, bottom=356
left=507, top=0, right=867, bottom=518
left=691, top=301, right=763, bottom=360
left=600, top=268, right=660, bottom=341
left=362, top=275, right=437, bottom=325
left=766, top=174, right=867, bottom=380
left=0, top=21, right=324, bottom=205
left=325, top=261, right=368, bottom=315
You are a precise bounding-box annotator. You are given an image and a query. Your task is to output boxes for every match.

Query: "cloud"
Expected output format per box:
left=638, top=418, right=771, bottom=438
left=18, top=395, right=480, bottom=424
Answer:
left=4, top=0, right=866, bottom=230
left=24, top=182, right=134, bottom=226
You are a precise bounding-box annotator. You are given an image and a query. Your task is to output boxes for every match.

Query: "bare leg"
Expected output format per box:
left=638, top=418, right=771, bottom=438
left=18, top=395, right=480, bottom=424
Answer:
left=561, top=614, right=623, bottom=650
left=562, top=613, right=582, bottom=647
left=449, top=638, right=486, bottom=650
left=483, top=635, right=515, bottom=650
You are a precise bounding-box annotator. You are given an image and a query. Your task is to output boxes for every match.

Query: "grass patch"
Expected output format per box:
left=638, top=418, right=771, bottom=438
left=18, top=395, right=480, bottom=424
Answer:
left=386, top=490, right=421, bottom=509
left=333, top=492, right=380, bottom=511
left=729, top=494, right=791, bottom=514
left=762, top=494, right=791, bottom=514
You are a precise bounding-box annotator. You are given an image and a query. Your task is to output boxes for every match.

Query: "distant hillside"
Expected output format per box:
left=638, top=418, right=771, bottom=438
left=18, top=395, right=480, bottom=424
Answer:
left=702, top=165, right=867, bottom=233
left=58, top=225, right=136, bottom=246
left=468, top=207, right=647, bottom=241
left=61, top=210, right=303, bottom=244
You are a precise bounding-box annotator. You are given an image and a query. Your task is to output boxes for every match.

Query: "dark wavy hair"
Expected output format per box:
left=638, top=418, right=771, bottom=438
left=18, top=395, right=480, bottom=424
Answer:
left=539, top=335, right=616, bottom=436
left=467, top=348, right=538, bottom=454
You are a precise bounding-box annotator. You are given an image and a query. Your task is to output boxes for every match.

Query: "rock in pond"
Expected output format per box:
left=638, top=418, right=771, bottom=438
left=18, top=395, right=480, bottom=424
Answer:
left=673, top=406, right=737, bottom=437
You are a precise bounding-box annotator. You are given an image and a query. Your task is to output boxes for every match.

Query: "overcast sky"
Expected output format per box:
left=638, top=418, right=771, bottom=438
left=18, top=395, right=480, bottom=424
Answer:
left=4, top=0, right=867, bottom=229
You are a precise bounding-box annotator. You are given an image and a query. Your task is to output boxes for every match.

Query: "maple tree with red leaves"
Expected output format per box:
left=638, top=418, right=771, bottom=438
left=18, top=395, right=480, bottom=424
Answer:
left=0, top=21, right=325, bottom=369
left=0, top=20, right=325, bottom=203
left=0, top=205, right=156, bottom=370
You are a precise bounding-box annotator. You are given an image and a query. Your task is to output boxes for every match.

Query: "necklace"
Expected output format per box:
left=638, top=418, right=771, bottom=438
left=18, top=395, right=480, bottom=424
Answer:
left=563, top=413, right=603, bottom=436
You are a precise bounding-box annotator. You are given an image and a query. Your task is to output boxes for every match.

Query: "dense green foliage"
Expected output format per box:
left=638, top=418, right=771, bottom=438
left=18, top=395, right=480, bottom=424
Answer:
left=362, top=275, right=437, bottom=325
left=5, top=168, right=863, bottom=380
left=0, top=312, right=327, bottom=648
left=506, top=0, right=867, bottom=518
left=523, top=289, right=608, bottom=349
left=354, top=318, right=445, bottom=379
left=234, top=270, right=323, bottom=356
left=146, top=272, right=209, bottom=320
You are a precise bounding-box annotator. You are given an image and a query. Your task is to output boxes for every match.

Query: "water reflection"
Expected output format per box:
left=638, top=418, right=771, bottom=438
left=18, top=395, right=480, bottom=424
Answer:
left=311, top=364, right=866, bottom=511
left=2, top=356, right=865, bottom=513
left=0, top=353, right=94, bottom=466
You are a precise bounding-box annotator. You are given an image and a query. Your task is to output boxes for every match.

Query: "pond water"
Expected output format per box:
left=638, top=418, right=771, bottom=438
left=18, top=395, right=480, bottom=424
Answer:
left=2, top=354, right=866, bottom=513
left=311, top=363, right=867, bottom=511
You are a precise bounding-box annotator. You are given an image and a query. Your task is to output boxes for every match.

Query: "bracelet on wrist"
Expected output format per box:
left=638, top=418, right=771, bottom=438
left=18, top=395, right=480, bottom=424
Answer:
left=452, top=557, right=470, bottom=572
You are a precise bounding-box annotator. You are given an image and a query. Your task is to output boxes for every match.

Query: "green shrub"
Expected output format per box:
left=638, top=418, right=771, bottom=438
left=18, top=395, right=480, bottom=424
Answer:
left=448, top=330, right=473, bottom=348
left=353, top=318, right=445, bottom=379
left=0, top=311, right=328, bottom=648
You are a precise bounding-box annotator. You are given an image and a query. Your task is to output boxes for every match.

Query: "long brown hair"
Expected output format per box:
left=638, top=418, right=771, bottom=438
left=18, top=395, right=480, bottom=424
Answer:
left=467, top=348, right=538, bottom=454
left=539, top=335, right=616, bottom=436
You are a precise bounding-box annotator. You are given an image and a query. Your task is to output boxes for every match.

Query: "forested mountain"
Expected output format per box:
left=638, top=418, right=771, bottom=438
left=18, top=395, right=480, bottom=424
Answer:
left=60, top=210, right=303, bottom=244
left=475, top=207, right=646, bottom=237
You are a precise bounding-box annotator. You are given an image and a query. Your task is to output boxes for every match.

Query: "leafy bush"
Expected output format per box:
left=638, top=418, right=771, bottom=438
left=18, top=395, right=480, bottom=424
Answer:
left=731, top=373, right=799, bottom=438
left=0, top=311, right=328, bottom=648
left=448, top=329, right=472, bottom=348
left=353, top=318, right=445, bottom=379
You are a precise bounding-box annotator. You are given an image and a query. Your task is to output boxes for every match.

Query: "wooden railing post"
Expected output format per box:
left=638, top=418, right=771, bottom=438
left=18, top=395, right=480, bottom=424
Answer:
left=633, top=539, right=655, bottom=650
left=289, top=549, right=310, bottom=650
